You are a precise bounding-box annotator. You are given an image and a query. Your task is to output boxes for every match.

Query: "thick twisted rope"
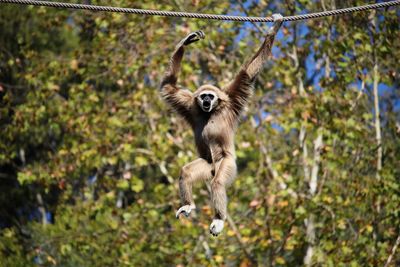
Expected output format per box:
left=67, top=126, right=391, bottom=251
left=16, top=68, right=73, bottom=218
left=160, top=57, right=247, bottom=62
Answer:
left=0, top=0, right=399, bottom=22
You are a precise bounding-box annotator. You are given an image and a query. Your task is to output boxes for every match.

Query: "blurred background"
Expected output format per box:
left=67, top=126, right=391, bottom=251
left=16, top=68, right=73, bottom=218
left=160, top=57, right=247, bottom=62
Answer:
left=0, top=0, right=399, bottom=266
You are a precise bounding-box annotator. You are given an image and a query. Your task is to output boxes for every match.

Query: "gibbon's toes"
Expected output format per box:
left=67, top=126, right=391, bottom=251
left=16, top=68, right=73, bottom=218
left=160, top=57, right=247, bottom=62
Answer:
left=175, top=205, right=195, bottom=219
left=272, top=13, right=284, bottom=22
left=209, top=219, right=224, bottom=236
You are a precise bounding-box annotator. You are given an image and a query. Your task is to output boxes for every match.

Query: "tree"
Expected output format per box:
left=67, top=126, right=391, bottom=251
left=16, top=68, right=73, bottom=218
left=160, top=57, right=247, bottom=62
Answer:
left=1, top=1, right=399, bottom=266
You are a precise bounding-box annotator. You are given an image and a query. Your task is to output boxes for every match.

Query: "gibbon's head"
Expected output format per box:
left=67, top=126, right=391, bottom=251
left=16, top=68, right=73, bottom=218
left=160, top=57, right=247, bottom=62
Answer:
left=195, top=85, right=223, bottom=113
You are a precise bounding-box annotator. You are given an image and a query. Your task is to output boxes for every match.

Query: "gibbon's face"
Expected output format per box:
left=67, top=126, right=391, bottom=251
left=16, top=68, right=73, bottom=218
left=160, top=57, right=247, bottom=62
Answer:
left=197, top=90, right=219, bottom=113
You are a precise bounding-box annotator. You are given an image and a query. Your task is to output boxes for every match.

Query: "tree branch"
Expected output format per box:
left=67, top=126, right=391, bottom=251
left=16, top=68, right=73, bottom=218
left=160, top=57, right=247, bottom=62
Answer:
left=384, top=233, right=400, bottom=267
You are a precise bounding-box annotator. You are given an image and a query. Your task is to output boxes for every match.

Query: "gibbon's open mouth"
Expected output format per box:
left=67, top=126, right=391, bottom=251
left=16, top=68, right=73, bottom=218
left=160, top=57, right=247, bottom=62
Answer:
left=202, top=103, right=212, bottom=112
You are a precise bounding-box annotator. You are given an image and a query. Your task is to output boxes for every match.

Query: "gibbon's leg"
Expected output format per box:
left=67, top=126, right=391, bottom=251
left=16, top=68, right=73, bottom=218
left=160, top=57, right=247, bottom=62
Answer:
left=176, top=158, right=213, bottom=219
left=209, top=155, right=237, bottom=236
left=244, top=13, right=283, bottom=80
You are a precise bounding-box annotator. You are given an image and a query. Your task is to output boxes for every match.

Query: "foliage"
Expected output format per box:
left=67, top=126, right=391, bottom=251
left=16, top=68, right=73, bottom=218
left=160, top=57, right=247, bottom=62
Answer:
left=0, top=0, right=399, bottom=266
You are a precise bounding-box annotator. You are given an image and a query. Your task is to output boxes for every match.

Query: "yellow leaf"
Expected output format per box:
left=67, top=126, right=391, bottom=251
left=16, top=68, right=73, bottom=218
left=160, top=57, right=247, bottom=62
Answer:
left=214, top=255, right=223, bottom=263
left=338, top=219, right=346, bottom=230
left=323, top=196, right=333, bottom=204
left=135, top=156, right=148, bottom=166
left=275, top=257, right=285, bottom=264
left=277, top=200, right=289, bottom=208
left=227, top=230, right=235, bottom=237
left=70, top=59, right=78, bottom=70
left=47, top=255, right=57, bottom=265
left=109, top=219, right=118, bottom=230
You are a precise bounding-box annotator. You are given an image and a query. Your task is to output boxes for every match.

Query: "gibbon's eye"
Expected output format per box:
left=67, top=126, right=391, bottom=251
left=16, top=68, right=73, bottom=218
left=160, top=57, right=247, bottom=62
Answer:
left=200, top=94, right=207, bottom=100
left=207, top=94, right=214, bottom=100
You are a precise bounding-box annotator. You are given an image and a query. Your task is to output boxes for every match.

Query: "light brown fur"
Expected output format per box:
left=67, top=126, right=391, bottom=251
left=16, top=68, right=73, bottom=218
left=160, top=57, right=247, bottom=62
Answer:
left=160, top=18, right=282, bottom=235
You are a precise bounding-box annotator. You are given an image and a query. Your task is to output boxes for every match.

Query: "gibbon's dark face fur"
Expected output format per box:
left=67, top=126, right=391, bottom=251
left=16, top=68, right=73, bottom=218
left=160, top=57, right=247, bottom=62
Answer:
left=194, top=85, right=222, bottom=113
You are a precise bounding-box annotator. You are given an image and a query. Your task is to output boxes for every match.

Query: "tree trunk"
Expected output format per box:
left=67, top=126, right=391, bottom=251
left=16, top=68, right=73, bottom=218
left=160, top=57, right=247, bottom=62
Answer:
left=373, top=62, right=382, bottom=182
left=36, top=193, right=48, bottom=225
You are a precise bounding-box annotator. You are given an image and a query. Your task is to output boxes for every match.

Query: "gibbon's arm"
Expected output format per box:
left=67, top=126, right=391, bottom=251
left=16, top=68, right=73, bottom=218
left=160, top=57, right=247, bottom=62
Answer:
left=160, top=31, right=205, bottom=124
left=224, top=14, right=283, bottom=116
left=244, top=14, right=283, bottom=79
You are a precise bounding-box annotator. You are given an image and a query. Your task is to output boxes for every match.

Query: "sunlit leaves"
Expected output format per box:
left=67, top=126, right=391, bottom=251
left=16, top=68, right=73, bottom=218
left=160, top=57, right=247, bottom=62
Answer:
left=0, top=0, right=400, bottom=266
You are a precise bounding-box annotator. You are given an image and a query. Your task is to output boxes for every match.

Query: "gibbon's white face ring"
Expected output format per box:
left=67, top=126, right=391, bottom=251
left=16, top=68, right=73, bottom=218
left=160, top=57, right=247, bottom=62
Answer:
left=197, top=90, right=219, bottom=113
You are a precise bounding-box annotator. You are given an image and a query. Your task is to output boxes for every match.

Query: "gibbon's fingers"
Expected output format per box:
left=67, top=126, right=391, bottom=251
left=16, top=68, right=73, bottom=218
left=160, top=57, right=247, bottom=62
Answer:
left=272, top=13, right=284, bottom=22
left=197, top=30, right=205, bottom=39
left=269, top=13, right=284, bottom=34
left=183, top=31, right=205, bottom=46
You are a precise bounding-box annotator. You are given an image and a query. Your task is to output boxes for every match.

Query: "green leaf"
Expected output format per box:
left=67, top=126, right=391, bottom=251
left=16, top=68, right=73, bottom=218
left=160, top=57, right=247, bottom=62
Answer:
left=131, top=179, right=144, bottom=193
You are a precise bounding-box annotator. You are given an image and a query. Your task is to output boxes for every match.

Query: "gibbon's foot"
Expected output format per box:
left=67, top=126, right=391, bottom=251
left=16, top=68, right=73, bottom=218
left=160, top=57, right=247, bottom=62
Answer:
left=209, top=219, right=224, bottom=236
left=183, top=31, right=205, bottom=46
left=175, top=204, right=196, bottom=219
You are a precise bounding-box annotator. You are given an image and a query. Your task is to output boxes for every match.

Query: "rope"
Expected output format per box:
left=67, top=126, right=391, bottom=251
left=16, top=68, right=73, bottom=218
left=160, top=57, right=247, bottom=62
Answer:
left=0, top=0, right=399, bottom=22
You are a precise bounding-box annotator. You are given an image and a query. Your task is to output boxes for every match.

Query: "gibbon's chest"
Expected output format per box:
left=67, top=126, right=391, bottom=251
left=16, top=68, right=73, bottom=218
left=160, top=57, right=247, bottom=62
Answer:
left=195, top=114, right=232, bottom=144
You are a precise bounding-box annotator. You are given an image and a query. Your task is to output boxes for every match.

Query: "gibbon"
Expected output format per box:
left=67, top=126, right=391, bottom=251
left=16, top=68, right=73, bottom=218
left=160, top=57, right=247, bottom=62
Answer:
left=161, top=14, right=283, bottom=236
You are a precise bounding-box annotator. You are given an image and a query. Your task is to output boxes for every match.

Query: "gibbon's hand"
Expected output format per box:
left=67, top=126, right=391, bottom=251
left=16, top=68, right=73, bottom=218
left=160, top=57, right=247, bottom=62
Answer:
left=182, top=31, right=205, bottom=46
left=272, top=13, right=284, bottom=22
left=268, top=13, right=284, bottom=34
